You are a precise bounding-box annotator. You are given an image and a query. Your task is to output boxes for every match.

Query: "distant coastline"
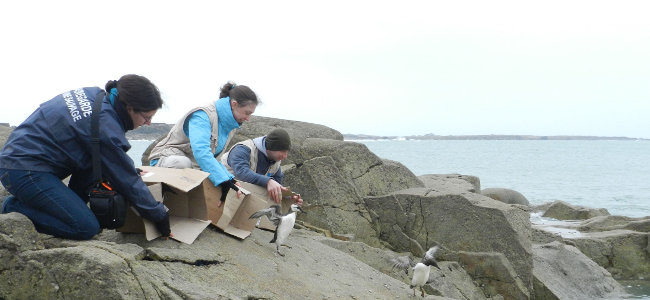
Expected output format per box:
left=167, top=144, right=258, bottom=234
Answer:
left=343, top=133, right=648, bottom=141
left=123, top=124, right=650, bottom=142
left=2, top=123, right=647, bottom=141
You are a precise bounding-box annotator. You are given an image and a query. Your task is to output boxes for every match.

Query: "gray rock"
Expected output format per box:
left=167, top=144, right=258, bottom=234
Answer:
left=623, top=218, right=650, bottom=233
left=0, top=213, right=43, bottom=252
left=321, top=239, right=484, bottom=299
left=458, top=251, right=530, bottom=299
left=364, top=189, right=534, bottom=297
left=531, top=227, right=563, bottom=244
left=419, top=174, right=480, bottom=194
left=481, top=188, right=530, bottom=206
left=281, top=138, right=423, bottom=247
left=230, top=116, right=344, bottom=166
left=283, top=155, right=382, bottom=247
left=0, top=125, right=11, bottom=206
left=0, top=212, right=431, bottom=299
left=0, top=125, right=12, bottom=150
left=355, top=159, right=424, bottom=197
left=532, top=241, right=628, bottom=300
left=140, top=134, right=165, bottom=166
left=298, top=138, right=383, bottom=180
left=530, top=201, right=555, bottom=213
left=235, top=115, right=344, bottom=144
left=565, top=229, right=650, bottom=280
left=542, top=200, right=610, bottom=220
left=576, top=215, right=643, bottom=232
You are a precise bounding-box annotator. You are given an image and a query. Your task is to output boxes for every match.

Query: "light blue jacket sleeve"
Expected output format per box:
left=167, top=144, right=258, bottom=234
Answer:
left=186, top=110, right=234, bottom=187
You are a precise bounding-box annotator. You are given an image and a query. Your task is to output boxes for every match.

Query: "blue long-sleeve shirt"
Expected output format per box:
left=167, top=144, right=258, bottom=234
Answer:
left=184, top=97, right=240, bottom=187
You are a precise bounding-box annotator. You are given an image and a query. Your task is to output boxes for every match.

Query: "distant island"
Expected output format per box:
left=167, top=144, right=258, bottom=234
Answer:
left=2, top=123, right=646, bottom=141
left=126, top=124, right=647, bottom=141
left=125, top=123, right=173, bottom=140
left=343, top=133, right=648, bottom=141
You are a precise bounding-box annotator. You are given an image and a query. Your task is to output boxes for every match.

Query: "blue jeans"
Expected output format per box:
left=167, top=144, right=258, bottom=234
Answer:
left=0, top=168, right=100, bottom=240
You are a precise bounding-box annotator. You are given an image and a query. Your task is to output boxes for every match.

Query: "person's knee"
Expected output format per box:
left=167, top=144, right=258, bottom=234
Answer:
left=70, top=217, right=101, bottom=240
left=158, top=155, right=192, bottom=169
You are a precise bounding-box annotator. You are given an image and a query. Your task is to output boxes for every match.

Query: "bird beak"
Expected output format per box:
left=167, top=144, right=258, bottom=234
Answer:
left=297, top=206, right=306, bottom=214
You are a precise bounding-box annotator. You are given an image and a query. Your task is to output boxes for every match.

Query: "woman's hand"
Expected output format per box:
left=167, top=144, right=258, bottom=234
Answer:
left=155, top=214, right=172, bottom=239
left=217, top=178, right=242, bottom=208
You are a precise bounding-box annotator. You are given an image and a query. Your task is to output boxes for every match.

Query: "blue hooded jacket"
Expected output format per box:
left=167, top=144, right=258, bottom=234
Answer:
left=0, top=87, right=167, bottom=223
left=183, top=97, right=240, bottom=187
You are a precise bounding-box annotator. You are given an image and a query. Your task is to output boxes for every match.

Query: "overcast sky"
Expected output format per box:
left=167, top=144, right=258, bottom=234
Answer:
left=1, top=0, right=649, bottom=138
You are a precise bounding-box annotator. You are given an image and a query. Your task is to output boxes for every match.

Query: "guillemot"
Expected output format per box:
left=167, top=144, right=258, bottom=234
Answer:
left=249, top=204, right=305, bottom=256
left=391, top=245, right=441, bottom=297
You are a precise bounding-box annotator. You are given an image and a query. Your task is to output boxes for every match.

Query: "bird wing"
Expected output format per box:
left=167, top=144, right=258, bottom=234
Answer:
left=249, top=205, right=282, bottom=227
left=422, top=245, right=440, bottom=268
left=390, top=255, right=413, bottom=274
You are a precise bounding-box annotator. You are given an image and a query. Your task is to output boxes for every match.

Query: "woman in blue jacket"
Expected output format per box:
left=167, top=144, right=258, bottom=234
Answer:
left=0, top=74, right=171, bottom=240
left=148, top=82, right=258, bottom=202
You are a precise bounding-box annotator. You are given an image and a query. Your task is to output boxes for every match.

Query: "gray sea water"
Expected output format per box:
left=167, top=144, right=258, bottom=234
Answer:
left=127, top=139, right=650, bottom=298
left=354, top=139, right=650, bottom=218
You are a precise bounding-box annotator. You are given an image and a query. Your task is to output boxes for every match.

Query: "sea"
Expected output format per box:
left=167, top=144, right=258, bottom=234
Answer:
left=126, top=139, right=650, bottom=298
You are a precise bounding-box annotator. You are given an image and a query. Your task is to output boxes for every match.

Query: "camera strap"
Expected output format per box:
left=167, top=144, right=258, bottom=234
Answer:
left=87, top=91, right=128, bottom=229
left=91, top=91, right=106, bottom=185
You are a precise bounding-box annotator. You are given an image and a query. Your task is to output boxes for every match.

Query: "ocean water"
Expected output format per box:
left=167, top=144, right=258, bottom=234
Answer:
left=354, top=139, right=650, bottom=219
left=128, top=140, right=151, bottom=168
left=127, top=139, right=650, bottom=298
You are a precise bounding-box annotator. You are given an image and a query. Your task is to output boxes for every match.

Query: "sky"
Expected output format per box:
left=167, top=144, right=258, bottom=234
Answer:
left=1, top=0, right=649, bottom=138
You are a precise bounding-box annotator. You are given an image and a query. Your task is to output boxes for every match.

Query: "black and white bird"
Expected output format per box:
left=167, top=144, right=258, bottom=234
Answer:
left=249, top=204, right=305, bottom=256
left=391, top=245, right=441, bottom=297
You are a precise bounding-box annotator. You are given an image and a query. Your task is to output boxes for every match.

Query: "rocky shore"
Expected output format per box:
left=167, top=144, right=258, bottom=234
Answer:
left=1, top=117, right=648, bottom=299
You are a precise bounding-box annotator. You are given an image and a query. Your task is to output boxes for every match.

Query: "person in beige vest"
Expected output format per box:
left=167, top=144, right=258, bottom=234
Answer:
left=148, top=82, right=257, bottom=203
left=221, top=128, right=302, bottom=205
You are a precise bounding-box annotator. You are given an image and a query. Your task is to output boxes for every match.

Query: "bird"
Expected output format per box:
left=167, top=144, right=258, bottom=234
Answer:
left=391, top=245, right=441, bottom=297
left=391, top=255, right=413, bottom=275
left=249, top=204, right=305, bottom=256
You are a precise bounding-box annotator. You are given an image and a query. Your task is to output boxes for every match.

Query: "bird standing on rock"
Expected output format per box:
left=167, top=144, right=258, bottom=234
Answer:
left=249, top=204, right=305, bottom=256
left=391, top=245, right=441, bottom=297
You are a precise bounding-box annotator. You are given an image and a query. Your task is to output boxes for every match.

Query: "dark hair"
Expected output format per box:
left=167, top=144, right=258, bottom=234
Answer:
left=104, top=74, right=163, bottom=112
left=219, top=81, right=259, bottom=107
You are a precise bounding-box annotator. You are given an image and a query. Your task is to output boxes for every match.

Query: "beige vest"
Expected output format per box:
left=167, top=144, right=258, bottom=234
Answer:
left=221, top=139, right=281, bottom=177
left=148, top=103, right=234, bottom=169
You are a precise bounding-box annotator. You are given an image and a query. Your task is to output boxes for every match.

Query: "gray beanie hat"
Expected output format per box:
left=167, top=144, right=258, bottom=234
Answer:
left=265, top=128, right=291, bottom=151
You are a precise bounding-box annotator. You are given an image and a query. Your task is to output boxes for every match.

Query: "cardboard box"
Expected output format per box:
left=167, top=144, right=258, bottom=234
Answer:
left=117, top=166, right=216, bottom=244
left=214, top=182, right=261, bottom=238
left=215, top=181, right=297, bottom=238
left=117, top=166, right=297, bottom=243
left=234, top=183, right=296, bottom=232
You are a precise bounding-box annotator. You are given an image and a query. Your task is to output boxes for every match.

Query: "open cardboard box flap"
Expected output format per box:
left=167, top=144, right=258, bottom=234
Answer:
left=117, top=166, right=214, bottom=244
left=139, top=166, right=209, bottom=192
left=221, top=182, right=297, bottom=234
left=215, top=182, right=270, bottom=239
